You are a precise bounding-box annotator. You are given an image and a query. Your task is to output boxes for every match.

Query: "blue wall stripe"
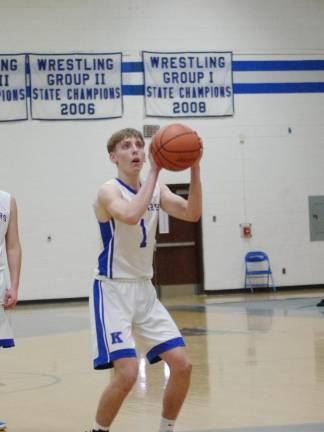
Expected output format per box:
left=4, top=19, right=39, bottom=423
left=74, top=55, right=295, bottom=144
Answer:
left=122, top=82, right=324, bottom=95
left=122, top=60, right=324, bottom=73
left=232, top=60, right=324, bottom=72
left=121, top=60, right=324, bottom=94
left=122, top=84, right=145, bottom=95
left=122, top=61, right=144, bottom=72
left=233, top=82, right=324, bottom=94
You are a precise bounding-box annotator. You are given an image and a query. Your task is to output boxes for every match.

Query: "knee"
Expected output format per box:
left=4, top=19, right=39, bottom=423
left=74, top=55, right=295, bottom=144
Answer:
left=171, top=357, right=193, bottom=378
left=181, top=358, right=193, bottom=377
left=115, top=362, right=138, bottom=393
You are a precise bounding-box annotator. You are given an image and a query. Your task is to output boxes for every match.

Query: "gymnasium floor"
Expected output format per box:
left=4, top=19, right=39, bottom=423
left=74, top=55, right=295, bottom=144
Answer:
left=1, top=289, right=324, bottom=432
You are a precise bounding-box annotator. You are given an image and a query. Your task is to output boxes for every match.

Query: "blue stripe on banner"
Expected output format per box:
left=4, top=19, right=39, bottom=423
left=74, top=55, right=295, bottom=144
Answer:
left=122, top=61, right=144, bottom=73
left=234, top=82, right=324, bottom=94
left=232, top=60, right=324, bottom=72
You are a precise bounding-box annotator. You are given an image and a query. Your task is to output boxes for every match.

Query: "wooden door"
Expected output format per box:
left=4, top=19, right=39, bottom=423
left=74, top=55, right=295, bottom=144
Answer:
left=153, top=184, right=203, bottom=295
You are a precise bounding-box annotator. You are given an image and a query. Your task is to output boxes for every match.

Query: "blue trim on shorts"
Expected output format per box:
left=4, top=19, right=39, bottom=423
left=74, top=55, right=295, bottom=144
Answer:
left=94, top=348, right=137, bottom=370
left=146, top=337, right=185, bottom=364
left=93, top=280, right=110, bottom=368
left=0, top=338, right=15, bottom=348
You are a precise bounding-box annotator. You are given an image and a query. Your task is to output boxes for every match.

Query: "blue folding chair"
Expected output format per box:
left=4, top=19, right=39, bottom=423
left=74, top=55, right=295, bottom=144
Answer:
left=244, top=251, right=276, bottom=293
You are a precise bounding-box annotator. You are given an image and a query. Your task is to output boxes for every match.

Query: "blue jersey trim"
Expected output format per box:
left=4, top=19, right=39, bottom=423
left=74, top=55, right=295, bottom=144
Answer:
left=146, top=337, right=185, bottom=364
left=94, top=348, right=137, bottom=370
left=109, top=220, right=115, bottom=278
left=0, top=338, right=15, bottom=348
left=98, top=222, right=110, bottom=276
left=97, top=220, right=115, bottom=278
left=93, top=280, right=110, bottom=368
left=115, top=178, right=138, bottom=195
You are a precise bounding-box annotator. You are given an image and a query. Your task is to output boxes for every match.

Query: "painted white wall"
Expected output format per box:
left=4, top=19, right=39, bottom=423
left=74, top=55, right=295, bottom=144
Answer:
left=1, top=0, right=324, bottom=298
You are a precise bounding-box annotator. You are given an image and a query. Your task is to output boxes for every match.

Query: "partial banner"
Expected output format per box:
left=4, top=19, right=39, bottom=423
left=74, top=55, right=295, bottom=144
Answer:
left=0, top=54, right=28, bottom=122
left=142, top=51, right=234, bottom=118
left=29, top=53, right=123, bottom=120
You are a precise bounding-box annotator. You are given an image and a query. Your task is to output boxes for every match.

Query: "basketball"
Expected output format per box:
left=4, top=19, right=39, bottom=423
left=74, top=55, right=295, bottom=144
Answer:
left=150, top=123, right=201, bottom=171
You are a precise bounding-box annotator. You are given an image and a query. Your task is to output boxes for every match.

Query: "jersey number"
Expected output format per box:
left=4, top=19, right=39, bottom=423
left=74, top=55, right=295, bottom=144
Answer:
left=139, top=219, right=147, bottom=248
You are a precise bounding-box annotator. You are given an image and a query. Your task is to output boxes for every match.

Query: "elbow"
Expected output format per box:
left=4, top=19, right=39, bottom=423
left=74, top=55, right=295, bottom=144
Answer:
left=188, top=206, right=202, bottom=222
left=7, top=243, right=22, bottom=257
left=184, top=211, right=201, bottom=223
left=190, top=214, right=201, bottom=223
left=123, top=214, right=141, bottom=225
left=118, top=209, right=143, bottom=224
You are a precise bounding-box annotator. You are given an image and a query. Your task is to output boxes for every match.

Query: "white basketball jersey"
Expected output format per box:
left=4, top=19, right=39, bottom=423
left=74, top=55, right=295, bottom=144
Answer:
left=0, top=191, right=10, bottom=273
left=95, top=178, right=160, bottom=280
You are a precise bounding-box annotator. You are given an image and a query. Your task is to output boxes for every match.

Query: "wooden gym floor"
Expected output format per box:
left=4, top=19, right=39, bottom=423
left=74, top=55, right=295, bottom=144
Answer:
left=1, top=288, right=324, bottom=432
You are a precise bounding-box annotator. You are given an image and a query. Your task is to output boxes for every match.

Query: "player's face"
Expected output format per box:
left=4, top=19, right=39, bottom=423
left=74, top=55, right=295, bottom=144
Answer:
left=111, top=136, right=145, bottom=172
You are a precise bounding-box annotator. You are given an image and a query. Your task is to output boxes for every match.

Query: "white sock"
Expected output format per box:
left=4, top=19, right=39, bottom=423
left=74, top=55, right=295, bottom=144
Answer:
left=159, top=417, right=175, bottom=432
left=92, top=421, right=109, bottom=431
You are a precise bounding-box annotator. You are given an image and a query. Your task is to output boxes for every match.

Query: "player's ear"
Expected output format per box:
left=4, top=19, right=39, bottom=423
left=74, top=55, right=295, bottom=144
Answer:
left=110, top=151, right=118, bottom=164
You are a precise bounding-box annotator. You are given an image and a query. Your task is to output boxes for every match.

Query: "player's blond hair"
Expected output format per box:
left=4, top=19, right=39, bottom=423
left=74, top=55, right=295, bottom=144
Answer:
left=107, top=128, right=145, bottom=154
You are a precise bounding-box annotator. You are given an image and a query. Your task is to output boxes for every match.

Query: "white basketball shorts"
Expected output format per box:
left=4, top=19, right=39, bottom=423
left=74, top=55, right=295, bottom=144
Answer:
left=89, top=279, right=185, bottom=369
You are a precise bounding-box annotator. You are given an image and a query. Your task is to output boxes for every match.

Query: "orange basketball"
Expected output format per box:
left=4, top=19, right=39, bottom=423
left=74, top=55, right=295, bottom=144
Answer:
left=150, top=123, right=201, bottom=171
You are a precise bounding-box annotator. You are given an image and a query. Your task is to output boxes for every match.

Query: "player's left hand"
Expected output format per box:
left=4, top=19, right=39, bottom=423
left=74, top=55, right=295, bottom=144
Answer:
left=3, top=287, right=18, bottom=309
left=148, top=142, right=162, bottom=173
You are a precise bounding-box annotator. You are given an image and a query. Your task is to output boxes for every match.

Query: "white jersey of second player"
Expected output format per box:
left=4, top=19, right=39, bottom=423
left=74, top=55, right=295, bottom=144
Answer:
left=95, top=178, right=160, bottom=281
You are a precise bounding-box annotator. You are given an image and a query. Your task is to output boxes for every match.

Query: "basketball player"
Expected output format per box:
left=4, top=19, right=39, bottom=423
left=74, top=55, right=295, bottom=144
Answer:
left=0, top=191, right=22, bottom=431
left=89, top=128, right=202, bottom=432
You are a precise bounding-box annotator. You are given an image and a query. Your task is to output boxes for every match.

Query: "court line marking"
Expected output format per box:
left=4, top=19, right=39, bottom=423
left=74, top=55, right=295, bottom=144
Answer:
left=180, top=422, right=324, bottom=432
left=0, top=371, right=61, bottom=394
